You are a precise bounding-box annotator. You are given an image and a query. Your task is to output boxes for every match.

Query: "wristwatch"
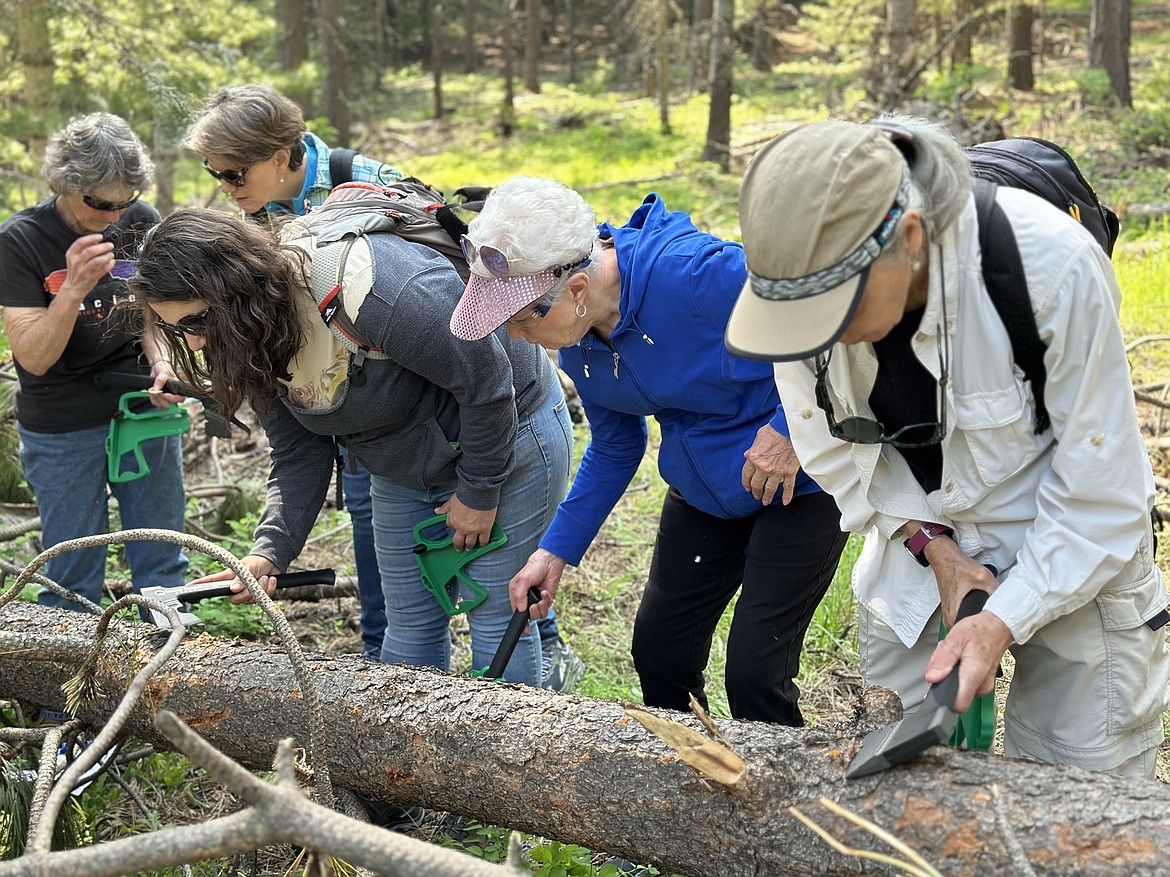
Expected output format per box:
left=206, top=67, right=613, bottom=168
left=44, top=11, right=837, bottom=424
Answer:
left=904, top=522, right=954, bottom=567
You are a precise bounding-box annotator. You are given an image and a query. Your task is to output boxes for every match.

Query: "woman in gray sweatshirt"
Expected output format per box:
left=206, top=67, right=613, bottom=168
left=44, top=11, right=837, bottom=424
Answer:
left=130, top=208, right=572, bottom=687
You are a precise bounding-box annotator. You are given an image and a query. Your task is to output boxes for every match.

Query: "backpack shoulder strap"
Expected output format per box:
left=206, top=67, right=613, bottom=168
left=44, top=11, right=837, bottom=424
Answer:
left=302, top=235, right=390, bottom=385
left=328, top=147, right=358, bottom=186
left=973, top=178, right=1051, bottom=434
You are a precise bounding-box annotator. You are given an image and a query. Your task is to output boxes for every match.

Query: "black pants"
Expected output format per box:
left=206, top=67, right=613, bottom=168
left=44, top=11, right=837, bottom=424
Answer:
left=631, top=486, right=847, bottom=725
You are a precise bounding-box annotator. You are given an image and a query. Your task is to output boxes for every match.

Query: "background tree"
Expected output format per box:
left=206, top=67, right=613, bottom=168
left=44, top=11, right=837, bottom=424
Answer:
left=276, top=0, right=312, bottom=110
left=525, top=0, right=541, bottom=92
left=1008, top=3, right=1035, bottom=90
left=658, top=0, right=672, bottom=135
left=14, top=0, right=55, bottom=164
left=1090, top=0, right=1131, bottom=106
left=702, top=0, right=734, bottom=170
left=320, top=0, right=351, bottom=146
left=432, top=2, right=446, bottom=119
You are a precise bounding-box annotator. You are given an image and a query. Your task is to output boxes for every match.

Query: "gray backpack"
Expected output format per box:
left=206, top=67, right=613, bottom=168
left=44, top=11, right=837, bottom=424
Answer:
left=283, top=179, right=472, bottom=380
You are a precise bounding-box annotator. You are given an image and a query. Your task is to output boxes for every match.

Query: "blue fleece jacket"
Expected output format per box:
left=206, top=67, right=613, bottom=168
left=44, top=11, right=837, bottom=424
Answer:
left=540, top=194, right=821, bottom=566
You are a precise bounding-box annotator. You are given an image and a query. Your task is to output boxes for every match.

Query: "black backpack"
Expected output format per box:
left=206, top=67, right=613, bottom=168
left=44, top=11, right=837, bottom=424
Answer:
left=966, top=137, right=1120, bottom=434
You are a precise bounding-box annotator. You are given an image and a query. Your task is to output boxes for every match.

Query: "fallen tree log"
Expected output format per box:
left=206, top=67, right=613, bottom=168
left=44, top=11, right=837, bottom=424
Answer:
left=3, top=601, right=1170, bottom=877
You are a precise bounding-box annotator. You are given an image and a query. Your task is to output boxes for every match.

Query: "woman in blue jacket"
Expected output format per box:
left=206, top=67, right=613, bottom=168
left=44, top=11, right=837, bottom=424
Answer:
left=450, top=176, right=848, bottom=724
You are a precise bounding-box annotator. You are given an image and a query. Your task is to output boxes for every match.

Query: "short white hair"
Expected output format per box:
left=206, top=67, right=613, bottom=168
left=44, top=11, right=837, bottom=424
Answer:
left=470, top=176, right=600, bottom=272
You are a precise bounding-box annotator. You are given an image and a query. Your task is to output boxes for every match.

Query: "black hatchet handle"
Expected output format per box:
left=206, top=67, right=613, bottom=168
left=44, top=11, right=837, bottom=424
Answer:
left=93, top=372, right=233, bottom=438
left=483, top=587, right=543, bottom=680
left=171, top=568, right=337, bottom=604
left=932, top=587, right=992, bottom=711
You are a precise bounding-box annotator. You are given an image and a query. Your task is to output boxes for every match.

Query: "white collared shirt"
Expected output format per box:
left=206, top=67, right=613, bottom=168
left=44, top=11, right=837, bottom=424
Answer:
left=775, top=187, right=1160, bottom=647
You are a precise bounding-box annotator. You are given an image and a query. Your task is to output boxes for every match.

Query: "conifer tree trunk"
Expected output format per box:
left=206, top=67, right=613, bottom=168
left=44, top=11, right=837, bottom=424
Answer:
left=524, top=0, right=541, bottom=92
left=431, top=2, right=445, bottom=119
left=16, top=0, right=55, bottom=162
left=5, top=601, right=1170, bottom=877
left=1089, top=0, right=1131, bottom=106
left=701, top=0, right=733, bottom=170
left=1008, top=3, right=1035, bottom=90
left=320, top=0, right=351, bottom=146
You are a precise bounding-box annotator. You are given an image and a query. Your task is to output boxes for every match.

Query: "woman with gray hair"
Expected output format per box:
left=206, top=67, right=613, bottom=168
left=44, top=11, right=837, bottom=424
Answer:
left=450, top=176, right=848, bottom=725
left=726, top=116, right=1169, bottom=776
left=0, top=112, right=188, bottom=611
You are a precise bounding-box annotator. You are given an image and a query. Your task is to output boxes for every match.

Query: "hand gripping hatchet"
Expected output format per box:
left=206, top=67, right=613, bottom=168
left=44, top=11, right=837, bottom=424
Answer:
left=845, top=587, right=991, bottom=778
left=140, top=568, right=336, bottom=629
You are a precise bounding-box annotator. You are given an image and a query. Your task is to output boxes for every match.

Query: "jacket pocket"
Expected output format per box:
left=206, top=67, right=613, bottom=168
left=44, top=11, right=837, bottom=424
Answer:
left=950, top=382, right=1048, bottom=487
left=1096, top=564, right=1170, bottom=736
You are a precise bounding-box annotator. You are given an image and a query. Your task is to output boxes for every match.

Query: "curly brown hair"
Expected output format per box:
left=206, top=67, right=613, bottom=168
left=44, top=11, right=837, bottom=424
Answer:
left=129, top=208, right=308, bottom=422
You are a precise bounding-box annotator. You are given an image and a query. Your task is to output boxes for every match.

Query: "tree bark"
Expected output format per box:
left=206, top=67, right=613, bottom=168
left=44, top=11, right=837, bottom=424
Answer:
left=275, top=0, right=312, bottom=111
left=431, top=2, right=445, bottom=119
left=320, top=0, right=351, bottom=147
left=500, top=0, right=516, bottom=137
left=15, top=0, right=55, bottom=162
left=464, top=0, right=477, bottom=73
left=701, top=0, right=732, bottom=170
left=951, top=0, right=972, bottom=68
left=1090, top=0, right=1131, bottom=106
left=524, top=0, right=540, bottom=92
left=658, top=0, right=671, bottom=135
left=886, top=0, right=917, bottom=89
left=1008, top=3, right=1035, bottom=91
left=5, top=602, right=1170, bottom=877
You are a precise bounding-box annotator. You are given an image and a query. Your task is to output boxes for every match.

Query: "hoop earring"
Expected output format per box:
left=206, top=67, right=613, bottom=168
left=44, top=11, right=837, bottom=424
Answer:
left=575, top=303, right=587, bottom=318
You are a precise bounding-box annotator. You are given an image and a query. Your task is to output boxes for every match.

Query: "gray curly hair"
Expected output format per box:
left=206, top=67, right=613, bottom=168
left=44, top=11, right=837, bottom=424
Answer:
left=42, top=113, right=154, bottom=197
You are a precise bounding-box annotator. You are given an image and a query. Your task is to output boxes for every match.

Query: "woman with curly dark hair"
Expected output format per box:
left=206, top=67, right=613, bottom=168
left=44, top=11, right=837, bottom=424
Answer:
left=131, top=208, right=572, bottom=688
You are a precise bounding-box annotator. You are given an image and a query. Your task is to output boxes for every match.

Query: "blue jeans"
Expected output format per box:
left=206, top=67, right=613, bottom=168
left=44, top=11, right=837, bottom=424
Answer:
left=19, top=423, right=189, bottom=610
left=342, top=448, right=563, bottom=655
left=372, top=386, right=572, bottom=686
left=339, top=449, right=387, bottom=656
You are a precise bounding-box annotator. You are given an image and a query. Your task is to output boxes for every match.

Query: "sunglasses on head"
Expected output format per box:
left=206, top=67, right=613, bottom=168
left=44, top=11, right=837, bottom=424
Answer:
left=814, top=343, right=948, bottom=449
left=155, top=309, right=210, bottom=339
left=461, top=236, right=511, bottom=277
left=202, top=158, right=250, bottom=188
left=82, top=193, right=139, bottom=212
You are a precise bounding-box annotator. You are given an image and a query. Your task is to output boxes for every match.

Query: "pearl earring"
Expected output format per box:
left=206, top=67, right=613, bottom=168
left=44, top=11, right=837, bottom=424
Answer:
left=911, top=257, right=921, bottom=272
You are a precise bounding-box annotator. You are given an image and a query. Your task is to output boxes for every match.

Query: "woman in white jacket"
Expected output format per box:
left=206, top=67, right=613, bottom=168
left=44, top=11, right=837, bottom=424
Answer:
left=726, top=115, right=1169, bottom=777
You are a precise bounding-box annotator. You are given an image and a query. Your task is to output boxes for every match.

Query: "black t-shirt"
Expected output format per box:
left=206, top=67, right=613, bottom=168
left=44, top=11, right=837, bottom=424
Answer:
left=869, top=306, right=944, bottom=493
left=0, top=198, right=159, bottom=432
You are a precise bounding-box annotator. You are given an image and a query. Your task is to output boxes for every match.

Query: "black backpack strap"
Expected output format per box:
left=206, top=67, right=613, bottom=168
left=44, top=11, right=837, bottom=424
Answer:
left=973, top=179, right=1051, bottom=434
left=432, top=204, right=470, bottom=246
left=328, top=147, right=358, bottom=186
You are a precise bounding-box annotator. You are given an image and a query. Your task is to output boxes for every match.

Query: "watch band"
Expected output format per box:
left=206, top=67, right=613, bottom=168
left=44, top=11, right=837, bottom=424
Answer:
left=905, top=522, right=954, bottom=567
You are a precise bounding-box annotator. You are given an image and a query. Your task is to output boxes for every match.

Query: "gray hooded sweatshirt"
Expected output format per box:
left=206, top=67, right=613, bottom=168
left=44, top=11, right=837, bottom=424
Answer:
left=252, top=234, right=553, bottom=571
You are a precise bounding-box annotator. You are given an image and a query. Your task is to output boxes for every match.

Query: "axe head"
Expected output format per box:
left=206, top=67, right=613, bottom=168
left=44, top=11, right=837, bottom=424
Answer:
left=139, top=584, right=223, bottom=631
left=139, top=569, right=337, bottom=630
left=844, top=666, right=960, bottom=778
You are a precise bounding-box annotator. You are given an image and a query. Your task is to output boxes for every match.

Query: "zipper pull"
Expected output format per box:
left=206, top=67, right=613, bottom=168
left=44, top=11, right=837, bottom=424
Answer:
left=583, top=361, right=590, bottom=379
left=612, top=351, right=620, bottom=379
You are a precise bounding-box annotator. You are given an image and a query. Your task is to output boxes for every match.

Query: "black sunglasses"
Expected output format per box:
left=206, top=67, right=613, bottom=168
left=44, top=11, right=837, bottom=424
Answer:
left=506, top=298, right=554, bottom=327
left=156, top=309, right=210, bottom=339
left=814, top=343, right=948, bottom=449
left=202, top=158, right=250, bottom=188
left=82, top=193, right=139, bottom=212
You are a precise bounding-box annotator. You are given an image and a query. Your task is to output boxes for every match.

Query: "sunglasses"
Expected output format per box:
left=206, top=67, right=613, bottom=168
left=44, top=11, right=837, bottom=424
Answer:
left=43, top=259, right=137, bottom=294
left=814, top=343, right=948, bottom=449
left=202, top=158, right=250, bottom=188
left=155, top=309, right=210, bottom=339
left=461, top=236, right=510, bottom=277
left=82, top=193, right=139, bottom=212
left=506, top=299, right=554, bottom=327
